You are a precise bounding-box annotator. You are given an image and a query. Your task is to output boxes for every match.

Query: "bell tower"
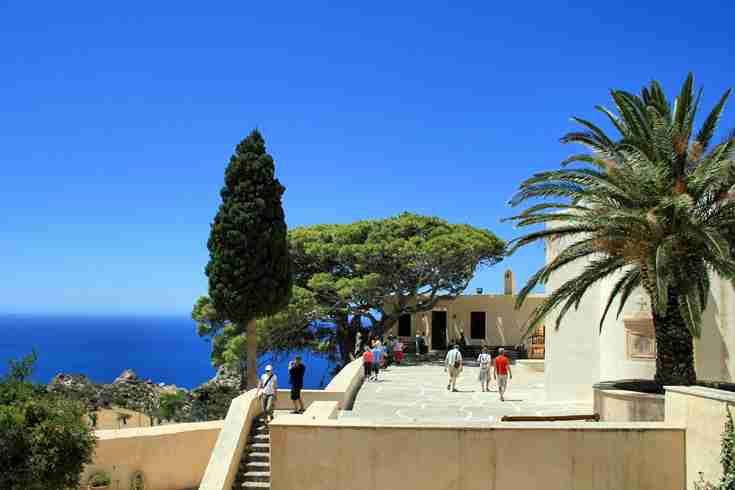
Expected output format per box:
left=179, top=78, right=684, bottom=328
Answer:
left=504, top=269, right=515, bottom=296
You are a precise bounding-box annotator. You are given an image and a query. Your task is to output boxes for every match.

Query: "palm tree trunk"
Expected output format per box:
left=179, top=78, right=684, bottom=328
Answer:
left=246, top=318, right=258, bottom=389
left=652, top=287, right=697, bottom=387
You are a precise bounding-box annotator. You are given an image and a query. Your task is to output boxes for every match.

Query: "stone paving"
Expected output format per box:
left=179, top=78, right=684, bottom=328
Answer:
left=340, top=359, right=592, bottom=426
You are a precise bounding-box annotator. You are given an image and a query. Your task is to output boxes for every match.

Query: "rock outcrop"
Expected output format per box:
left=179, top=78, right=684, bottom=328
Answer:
left=204, top=364, right=242, bottom=390
left=47, top=367, right=239, bottom=423
left=113, top=369, right=139, bottom=384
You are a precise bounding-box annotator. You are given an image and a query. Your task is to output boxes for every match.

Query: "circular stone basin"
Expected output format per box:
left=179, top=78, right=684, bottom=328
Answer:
left=593, top=380, right=664, bottom=422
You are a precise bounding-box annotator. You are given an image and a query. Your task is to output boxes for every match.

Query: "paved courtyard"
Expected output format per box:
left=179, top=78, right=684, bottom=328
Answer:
left=340, top=359, right=592, bottom=426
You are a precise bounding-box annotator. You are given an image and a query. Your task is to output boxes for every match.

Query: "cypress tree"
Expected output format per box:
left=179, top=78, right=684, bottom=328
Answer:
left=206, top=129, right=292, bottom=389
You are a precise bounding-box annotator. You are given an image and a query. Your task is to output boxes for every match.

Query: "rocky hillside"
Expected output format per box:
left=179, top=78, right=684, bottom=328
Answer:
left=48, top=365, right=242, bottom=423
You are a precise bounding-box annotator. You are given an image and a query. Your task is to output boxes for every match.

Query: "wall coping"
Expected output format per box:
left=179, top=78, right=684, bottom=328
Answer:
left=665, top=385, right=735, bottom=404
left=595, top=388, right=665, bottom=401
left=95, top=420, right=223, bottom=440
left=270, top=414, right=683, bottom=431
left=199, top=390, right=260, bottom=490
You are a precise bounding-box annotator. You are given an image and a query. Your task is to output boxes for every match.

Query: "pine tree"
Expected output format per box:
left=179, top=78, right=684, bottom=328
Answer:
left=206, top=129, right=292, bottom=389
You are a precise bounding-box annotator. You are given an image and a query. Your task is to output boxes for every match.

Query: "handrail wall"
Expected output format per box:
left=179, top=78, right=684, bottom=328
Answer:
left=198, top=357, right=364, bottom=490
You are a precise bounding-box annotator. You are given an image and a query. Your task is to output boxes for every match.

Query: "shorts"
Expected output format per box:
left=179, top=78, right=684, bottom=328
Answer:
left=290, top=385, right=303, bottom=401
left=261, top=394, right=275, bottom=416
left=497, top=374, right=508, bottom=393
left=373, top=362, right=381, bottom=374
left=478, top=368, right=489, bottom=383
left=448, top=366, right=460, bottom=379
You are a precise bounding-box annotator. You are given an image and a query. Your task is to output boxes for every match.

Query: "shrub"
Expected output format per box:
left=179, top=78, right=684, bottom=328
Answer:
left=720, top=406, right=735, bottom=489
left=88, top=470, right=112, bottom=487
left=158, top=391, right=187, bottom=422
left=0, top=353, right=97, bottom=490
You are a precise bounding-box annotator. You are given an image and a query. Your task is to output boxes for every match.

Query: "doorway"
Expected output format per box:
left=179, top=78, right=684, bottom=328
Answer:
left=431, top=311, right=447, bottom=350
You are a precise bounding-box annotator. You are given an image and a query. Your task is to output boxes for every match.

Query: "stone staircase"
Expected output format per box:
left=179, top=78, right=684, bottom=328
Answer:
left=233, top=416, right=271, bottom=489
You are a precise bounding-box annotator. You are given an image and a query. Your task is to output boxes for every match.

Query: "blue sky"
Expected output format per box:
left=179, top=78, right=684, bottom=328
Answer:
left=1, top=2, right=734, bottom=315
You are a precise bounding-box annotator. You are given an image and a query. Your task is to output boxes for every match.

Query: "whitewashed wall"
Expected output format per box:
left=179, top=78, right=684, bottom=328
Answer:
left=544, top=235, right=601, bottom=402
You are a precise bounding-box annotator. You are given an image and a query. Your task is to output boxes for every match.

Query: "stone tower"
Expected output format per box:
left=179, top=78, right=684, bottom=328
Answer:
left=504, top=269, right=515, bottom=295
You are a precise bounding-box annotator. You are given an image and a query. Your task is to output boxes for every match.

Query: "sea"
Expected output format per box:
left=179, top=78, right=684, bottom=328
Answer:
left=0, top=314, right=336, bottom=389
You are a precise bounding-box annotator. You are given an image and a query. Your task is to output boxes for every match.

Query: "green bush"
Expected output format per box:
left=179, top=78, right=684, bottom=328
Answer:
left=158, top=391, right=187, bottom=422
left=190, top=383, right=240, bottom=421
left=88, top=470, right=111, bottom=487
left=0, top=352, right=97, bottom=490
left=720, top=406, right=735, bottom=489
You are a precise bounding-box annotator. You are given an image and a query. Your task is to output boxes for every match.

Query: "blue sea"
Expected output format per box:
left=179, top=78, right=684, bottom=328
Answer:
left=0, top=314, right=335, bottom=389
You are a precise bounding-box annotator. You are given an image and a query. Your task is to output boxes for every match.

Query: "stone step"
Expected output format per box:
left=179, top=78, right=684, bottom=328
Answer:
left=248, top=443, right=270, bottom=453
left=241, top=482, right=270, bottom=489
left=243, top=471, right=270, bottom=483
left=249, top=433, right=270, bottom=443
left=245, top=452, right=270, bottom=463
left=253, top=425, right=269, bottom=434
left=244, top=461, right=270, bottom=471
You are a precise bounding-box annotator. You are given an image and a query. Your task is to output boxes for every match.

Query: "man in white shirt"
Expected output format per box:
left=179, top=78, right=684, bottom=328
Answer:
left=444, top=345, right=462, bottom=392
left=477, top=346, right=492, bottom=392
left=258, top=365, right=278, bottom=424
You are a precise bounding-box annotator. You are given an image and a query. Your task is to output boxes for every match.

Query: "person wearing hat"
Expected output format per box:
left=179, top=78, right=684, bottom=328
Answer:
left=258, top=364, right=278, bottom=423
left=444, top=344, right=463, bottom=392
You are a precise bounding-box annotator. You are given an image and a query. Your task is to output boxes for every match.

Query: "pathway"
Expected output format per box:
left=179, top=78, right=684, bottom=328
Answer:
left=340, top=359, right=591, bottom=426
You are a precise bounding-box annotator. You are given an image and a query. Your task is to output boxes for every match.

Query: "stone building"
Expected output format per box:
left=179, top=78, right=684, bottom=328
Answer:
left=385, top=269, right=547, bottom=353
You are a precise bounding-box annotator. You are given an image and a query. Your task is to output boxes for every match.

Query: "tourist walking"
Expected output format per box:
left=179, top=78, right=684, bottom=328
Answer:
left=371, top=341, right=383, bottom=381
left=362, top=345, right=373, bottom=380
left=288, top=356, right=306, bottom=414
left=393, top=338, right=404, bottom=364
left=257, top=365, right=278, bottom=424
left=415, top=332, right=425, bottom=359
left=477, top=346, right=492, bottom=392
left=493, top=348, right=512, bottom=402
left=384, top=337, right=393, bottom=367
left=444, top=344, right=462, bottom=392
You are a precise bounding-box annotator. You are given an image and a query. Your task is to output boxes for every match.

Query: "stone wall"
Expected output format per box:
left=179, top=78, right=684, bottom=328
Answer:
left=199, top=357, right=366, bottom=490
left=666, top=386, right=735, bottom=489
left=270, top=412, right=685, bottom=490
left=81, top=421, right=223, bottom=490
left=593, top=387, right=665, bottom=422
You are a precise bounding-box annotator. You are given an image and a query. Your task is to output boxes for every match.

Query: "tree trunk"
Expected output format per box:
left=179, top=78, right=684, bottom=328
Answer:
left=652, top=288, right=697, bottom=387
left=238, top=359, right=247, bottom=392
left=246, top=318, right=258, bottom=389
left=335, top=315, right=355, bottom=368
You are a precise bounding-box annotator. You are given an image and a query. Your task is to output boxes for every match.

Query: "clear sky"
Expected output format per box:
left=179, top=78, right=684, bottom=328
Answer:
left=1, top=2, right=734, bottom=315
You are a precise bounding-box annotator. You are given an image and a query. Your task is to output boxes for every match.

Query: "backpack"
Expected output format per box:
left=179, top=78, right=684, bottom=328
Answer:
left=452, top=350, right=461, bottom=369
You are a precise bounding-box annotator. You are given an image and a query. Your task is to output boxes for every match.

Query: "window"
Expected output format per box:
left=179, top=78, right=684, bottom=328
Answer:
left=627, top=332, right=656, bottom=360
left=470, top=312, right=486, bottom=340
left=623, top=315, right=656, bottom=360
left=398, top=314, right=411, bottom=337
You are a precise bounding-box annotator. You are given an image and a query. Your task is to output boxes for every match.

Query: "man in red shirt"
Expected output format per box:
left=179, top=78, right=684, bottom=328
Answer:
left=493, top=348, right=512, bottom=402
left=362, top=346, right=374, bottom=381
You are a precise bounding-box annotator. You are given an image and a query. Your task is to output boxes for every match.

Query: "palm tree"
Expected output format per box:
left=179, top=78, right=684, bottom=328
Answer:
left=507, top=74, right=735, bottom=387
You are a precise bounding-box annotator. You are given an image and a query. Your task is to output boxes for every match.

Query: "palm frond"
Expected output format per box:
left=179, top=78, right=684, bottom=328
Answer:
left=599, top=268, right=640, bottom=332
left=696, top=89, right=732, bottom=151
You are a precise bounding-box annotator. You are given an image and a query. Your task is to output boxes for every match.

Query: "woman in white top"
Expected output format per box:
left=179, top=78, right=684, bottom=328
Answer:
left=477, top=346, right=492, bottom=392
